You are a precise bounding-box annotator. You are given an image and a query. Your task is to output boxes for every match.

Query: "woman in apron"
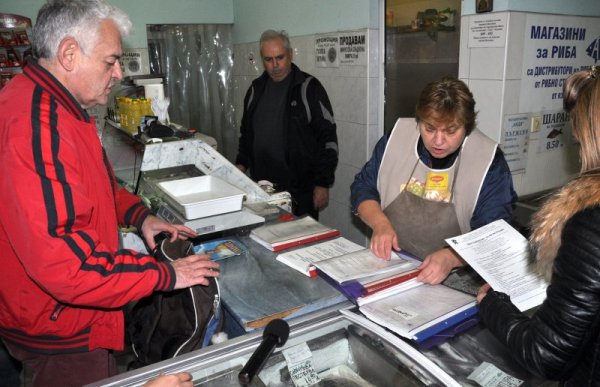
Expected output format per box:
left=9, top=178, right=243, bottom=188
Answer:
left=351, top=78, right=516, bottom=284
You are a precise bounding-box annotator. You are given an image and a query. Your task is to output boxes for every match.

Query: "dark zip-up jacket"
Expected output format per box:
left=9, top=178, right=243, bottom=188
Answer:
left=236, top=63, right=338, bottom=194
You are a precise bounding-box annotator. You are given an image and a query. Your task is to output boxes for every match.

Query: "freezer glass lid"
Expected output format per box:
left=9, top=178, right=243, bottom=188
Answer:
left=173, top=312, right=456, bottom=386
left=89, top=311, right=460, bottom=386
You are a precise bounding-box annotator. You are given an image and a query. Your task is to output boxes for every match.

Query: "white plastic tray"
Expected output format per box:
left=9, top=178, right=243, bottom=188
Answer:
left=157, top=176, right=245, bottom=219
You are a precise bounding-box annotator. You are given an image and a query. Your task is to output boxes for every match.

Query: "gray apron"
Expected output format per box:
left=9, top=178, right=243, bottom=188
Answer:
left=383, top=158, right=462, bottom=259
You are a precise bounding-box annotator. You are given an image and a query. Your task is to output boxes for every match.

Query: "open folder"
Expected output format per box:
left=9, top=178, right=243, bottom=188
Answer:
left=356, top=279, right=478, bottom=343
left=314, top=247, right=478, bottom=343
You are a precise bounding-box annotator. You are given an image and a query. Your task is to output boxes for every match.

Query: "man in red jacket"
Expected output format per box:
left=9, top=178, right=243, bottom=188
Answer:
left=0, top=1, right=219, bottom=385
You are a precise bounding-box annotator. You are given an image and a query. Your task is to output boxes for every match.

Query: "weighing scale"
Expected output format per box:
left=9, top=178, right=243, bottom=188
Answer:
left=156, top=201, right=266, bottom=236
left=101, top=125, right=292, bottom=236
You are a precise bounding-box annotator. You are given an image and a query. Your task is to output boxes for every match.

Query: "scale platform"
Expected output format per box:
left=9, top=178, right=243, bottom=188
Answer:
left=157, top=202, right=265, bottom=236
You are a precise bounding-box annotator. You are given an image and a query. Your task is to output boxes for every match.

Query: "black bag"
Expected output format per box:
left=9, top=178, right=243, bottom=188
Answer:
left=125, top=238, right=223, bottom=369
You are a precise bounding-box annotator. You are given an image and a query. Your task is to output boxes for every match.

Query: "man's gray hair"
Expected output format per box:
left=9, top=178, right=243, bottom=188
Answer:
left=259, top=29, right=292, bottom=52
left=32, top=0, right=132, bottom=59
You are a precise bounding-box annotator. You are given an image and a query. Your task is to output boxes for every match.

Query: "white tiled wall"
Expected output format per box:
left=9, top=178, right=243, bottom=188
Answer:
left=232, top=28, right=380, bottom=246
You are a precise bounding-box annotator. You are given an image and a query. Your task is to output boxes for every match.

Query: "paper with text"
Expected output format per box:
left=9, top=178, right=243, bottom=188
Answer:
left=276, top=237, right=364, bottom=276
left=249, top=216, right=339, bottom=251
left=313, top=249, right=419, bottom=284
left=445, top=219, right=548, bottom=311
left=359, top=284, right=476, bottom=339
left=251, top=216, right=331, bottom=244
left=282, top=343, right=321, bottom=386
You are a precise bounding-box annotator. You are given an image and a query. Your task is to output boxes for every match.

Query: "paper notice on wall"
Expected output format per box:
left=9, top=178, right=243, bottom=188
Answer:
left=315, top=34, right=339, bottom=68
left=501, top=114, right=530, bottom=173
left=468, top=14, right=507, bottom=48
left=338, top=31, right=367, bottom=66
left=520, top=14, right=600, bottom=112
left=119, top=48, right=150, bottom=77
left=536, top=109, right=571, bottom=154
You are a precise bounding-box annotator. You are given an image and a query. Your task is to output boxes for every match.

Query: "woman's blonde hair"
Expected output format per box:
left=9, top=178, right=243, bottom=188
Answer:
left=563, top=66, right=600, bottom=173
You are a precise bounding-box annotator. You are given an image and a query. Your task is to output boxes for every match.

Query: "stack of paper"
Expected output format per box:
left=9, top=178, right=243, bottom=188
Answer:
left=314, top=248, right=420, bottom=284
left=250, top=216, right=340, bottom=252
left=358, top=283, right=477, bottom=342
left=352, top=219, right=548, bottom=343
left=311, top=244, right=478, bottom=343
left=276, top=237, right=365, bottom=277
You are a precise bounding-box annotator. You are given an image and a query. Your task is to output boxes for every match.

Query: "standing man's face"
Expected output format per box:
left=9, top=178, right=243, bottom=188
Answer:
left=70, top=19, right=124, bottom=109
left=260, top=37, right=292, bottom=82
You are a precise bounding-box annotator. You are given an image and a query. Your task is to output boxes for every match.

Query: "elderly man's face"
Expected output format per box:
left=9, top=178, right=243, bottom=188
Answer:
left=70, top=19, right=124, bottom=109
left=260, top=37, right=292, bottom=82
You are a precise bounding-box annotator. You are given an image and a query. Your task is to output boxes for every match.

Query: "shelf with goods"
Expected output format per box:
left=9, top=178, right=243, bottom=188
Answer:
left=0, top=13, right=32, bottom=90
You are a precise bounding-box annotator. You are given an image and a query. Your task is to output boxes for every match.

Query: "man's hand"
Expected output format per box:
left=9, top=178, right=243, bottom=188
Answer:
left=140, top=215, right=197, bottom=251
left=171, top=254, right=220, bottom=289
left=143, top=372, right=193, bottom=387
left=417, top=248, right=464, bottom=284
left=313, top=186, right=329, bottom=210
left=235, top=164, right=247, bottom=173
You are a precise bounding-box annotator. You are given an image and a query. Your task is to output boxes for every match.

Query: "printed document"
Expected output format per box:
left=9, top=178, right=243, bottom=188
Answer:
left=359, top=283, right=476, bottom=341
left=445, top=219, right=548, bottom=311
left=314, top=249, right=420, bottom=284
left=276, top=237, right=364, bottom=276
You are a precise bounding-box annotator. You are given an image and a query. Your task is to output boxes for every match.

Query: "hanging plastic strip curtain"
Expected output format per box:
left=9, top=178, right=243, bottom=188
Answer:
left=147, top=24, right=237, bottom=162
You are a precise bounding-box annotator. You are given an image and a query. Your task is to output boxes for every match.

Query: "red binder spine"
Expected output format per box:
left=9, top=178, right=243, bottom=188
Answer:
left=270, top=230, right=341, bottom=252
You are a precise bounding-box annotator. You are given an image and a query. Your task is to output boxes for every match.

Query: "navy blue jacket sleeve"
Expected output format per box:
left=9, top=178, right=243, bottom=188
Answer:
left=350, top=134, right=389, bottom=213
left=470, top=148, right=517, bottom=229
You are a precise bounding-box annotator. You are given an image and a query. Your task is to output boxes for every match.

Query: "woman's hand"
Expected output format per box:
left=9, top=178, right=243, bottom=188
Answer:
left=477, top=283, right=492, bottom=304
left=417, top=248, right=464, bottom=284
left=357, top=200, right=400, bottom=260
left=370, top=220, right=400, bottom=260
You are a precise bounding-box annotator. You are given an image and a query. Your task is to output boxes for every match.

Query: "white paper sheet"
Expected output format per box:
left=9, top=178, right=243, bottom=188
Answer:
left=313, top=249, right=419, bottom=284
left=359, top=284, right=476, bottom=339
left=276, top=237, right=364, bottom=275
left=445, top=219, right=548, bottom=311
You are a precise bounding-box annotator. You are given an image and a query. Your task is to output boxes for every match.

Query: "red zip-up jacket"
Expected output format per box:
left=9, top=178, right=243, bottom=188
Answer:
left=0, top=61, right=175, bottom=354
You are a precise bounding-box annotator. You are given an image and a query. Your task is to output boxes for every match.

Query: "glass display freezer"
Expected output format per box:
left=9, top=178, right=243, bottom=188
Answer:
left=87, top=306, right=551, bottom=387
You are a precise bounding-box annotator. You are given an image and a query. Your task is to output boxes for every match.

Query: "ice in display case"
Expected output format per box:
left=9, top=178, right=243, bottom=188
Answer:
left=88, top=308, right=463, bottom=387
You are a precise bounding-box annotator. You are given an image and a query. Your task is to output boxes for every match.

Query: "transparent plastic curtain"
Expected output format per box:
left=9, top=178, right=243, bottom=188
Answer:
left=147, top=24, right=237, bottom=162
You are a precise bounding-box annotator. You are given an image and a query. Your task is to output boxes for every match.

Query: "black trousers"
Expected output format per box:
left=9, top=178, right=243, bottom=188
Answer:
left=291, top=189, right=318, bottom=220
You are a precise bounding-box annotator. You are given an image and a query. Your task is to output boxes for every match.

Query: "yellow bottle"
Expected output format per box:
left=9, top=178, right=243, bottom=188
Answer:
left=130, top=100, right=141, bottom=134
left=121, top=98, right=131, bottom=132
left=143, top=98, right=153, bottom=116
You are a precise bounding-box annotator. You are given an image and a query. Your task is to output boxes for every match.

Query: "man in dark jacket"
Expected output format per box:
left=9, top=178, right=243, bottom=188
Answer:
left=235, top=30, right=338, bottom=219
